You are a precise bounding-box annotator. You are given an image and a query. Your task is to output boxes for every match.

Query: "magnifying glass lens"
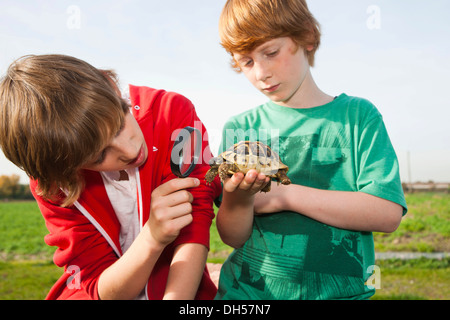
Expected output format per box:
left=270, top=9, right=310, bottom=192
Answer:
left=170, top=126, right=202, bottom=178
left=180, top=142, right=193, bottom=173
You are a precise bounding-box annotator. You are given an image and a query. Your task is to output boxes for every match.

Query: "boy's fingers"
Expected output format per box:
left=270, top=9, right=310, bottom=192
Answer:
left=151, top=200, right=193, bottom=227
left=153, top=178, right=200, bottom=198
left=173, top=211, right=193, bottom=229
left=223, top=172, right=244, bottom=193
left=239, top=170, right=257, bottom=191
left=166, top=202, right=193, bottom=220
left=223, top=170, right=269, bottom=193
left=249, top=173, right=268, bottom=193
left=165, top=190, right=194, bottom=208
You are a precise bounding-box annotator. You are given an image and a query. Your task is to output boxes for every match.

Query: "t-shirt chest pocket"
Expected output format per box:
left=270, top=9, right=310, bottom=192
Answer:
left=312, top=147, right=346, bottom=165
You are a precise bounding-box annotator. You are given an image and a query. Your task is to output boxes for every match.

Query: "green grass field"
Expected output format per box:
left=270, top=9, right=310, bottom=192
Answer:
left=0, top=192, right=449, bottom=300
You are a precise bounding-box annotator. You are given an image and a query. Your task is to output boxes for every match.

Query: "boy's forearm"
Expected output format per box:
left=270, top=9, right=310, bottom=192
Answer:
left=280, top=184, right=403, bottom=233
left=98, top=227, right=164, bottom=300
left=163, top=243, right=209, bottom=300
left=216, top=193, right=254, bottom=248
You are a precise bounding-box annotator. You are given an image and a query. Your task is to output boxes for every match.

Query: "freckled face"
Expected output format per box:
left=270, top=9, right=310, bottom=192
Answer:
left=233, top=37, right=311, bottom=105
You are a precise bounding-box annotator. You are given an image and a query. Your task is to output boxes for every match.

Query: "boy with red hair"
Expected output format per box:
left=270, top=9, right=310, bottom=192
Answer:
left=215, top=0, right=407, bottom=299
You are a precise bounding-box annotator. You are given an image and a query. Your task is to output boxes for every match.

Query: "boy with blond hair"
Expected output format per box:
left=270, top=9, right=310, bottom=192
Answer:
left=215, top=0, right=407, bottom=299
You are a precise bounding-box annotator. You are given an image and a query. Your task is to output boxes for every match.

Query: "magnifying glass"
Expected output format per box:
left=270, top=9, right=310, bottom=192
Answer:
left=170, top=126, right=202, bottom=178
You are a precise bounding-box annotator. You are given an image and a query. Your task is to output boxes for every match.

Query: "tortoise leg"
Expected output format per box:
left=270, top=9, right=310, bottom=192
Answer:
left=204, top=165, right=219, bottom=184
left=261, top=180, right=271, bottom=192
left=277, top=170, right=291, bottom=185
left=218, top=163, right=238, bottom=182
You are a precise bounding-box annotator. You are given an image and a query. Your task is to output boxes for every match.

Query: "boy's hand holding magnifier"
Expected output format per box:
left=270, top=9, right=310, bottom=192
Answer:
left=148, top=127, right=203, bottom=247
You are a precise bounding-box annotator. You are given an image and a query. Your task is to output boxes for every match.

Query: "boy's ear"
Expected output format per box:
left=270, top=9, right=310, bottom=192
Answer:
left=302, top=26, right=320, bottom=52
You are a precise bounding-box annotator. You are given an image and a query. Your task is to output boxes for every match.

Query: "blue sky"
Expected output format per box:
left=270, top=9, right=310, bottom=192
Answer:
left=1, top=0, right=449, bottom=183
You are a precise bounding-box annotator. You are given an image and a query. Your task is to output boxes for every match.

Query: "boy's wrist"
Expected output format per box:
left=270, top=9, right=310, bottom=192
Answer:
left=139, top=226, right=167, bottom=254
left=222, top=191, right=255, bottom=210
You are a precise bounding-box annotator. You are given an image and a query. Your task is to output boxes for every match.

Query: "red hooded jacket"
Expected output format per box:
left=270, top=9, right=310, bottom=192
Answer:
left=30, top=85, right=221, bottom=299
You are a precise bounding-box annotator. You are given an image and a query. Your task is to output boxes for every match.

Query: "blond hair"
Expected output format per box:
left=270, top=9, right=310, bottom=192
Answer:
left=219, top=0, right=321, bottom=71
left=0, top=54, right=129, bottom=207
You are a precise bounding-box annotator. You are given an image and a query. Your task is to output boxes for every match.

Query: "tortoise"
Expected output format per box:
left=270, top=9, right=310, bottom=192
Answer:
left=205, top=141, right=291, bottom=192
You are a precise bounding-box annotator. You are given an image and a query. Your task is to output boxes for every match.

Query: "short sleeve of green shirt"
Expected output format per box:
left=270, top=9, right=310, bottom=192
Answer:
left=356, top=110, right=407, bottom=214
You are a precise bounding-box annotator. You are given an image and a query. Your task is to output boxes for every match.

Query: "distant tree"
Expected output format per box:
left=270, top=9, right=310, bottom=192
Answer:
left=0, top=174, right=20, bottom=199
left=0, top=174, right=33, bottom=200
left=18, top=183, right=34, bottom=200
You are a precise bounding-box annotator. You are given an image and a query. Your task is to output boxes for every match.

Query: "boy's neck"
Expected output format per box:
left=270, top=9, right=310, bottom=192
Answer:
left=274, top=70, right=334, bottom=109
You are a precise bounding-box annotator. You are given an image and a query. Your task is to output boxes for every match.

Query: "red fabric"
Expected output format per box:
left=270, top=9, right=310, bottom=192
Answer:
left=30, top=86, right=221, bottom=300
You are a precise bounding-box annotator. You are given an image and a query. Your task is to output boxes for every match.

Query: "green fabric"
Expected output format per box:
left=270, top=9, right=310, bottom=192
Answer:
left=215, top=94, right=407, bottom=300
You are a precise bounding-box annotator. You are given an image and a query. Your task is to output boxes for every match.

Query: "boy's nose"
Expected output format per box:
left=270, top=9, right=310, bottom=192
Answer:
left=112, top=137, right=137, bottom=163
left=254, top=62, right=272, bottom=82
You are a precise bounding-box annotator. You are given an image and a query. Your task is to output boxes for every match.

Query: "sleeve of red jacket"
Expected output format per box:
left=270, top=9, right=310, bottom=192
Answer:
left=155, top=91, right=222, bottom=249
left=30, top=180, right=118, bottom=300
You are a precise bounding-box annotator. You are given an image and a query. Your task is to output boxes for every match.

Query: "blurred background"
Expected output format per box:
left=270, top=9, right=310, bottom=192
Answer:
left=0, top=0, right=449, bottom=186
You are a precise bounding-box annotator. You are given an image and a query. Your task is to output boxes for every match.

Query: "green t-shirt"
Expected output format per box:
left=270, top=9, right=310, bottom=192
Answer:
left=215, top=94, right=407, bottom=300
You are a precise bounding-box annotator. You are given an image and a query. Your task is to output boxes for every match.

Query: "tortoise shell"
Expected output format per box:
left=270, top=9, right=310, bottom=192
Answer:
left=204, top=141, right=291, bottom=192
left=220, top=141, right=288, bottom=176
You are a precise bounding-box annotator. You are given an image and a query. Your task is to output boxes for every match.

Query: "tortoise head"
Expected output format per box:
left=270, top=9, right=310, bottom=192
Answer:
left=208, top=157, right=223, bottom=166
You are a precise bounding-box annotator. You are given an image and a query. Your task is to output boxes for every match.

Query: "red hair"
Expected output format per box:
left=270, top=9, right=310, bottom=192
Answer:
left=219, top=0, right=321, bottom=71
